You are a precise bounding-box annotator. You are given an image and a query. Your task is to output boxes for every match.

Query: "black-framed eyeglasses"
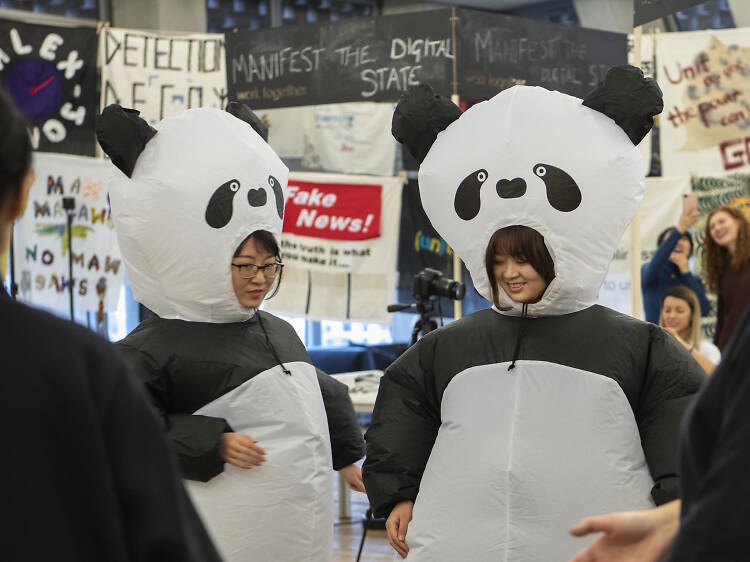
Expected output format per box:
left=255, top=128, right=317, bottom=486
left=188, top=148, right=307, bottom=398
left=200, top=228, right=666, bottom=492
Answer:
left=231, top=262, right=284, bottom=279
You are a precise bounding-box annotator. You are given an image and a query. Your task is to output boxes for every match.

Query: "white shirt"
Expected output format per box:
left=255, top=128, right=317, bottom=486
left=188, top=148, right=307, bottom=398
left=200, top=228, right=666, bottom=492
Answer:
left=698, top=339, right=722, bottom=365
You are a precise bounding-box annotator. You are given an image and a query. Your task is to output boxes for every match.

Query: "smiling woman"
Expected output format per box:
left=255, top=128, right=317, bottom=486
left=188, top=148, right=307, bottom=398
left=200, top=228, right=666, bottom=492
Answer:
left=484, top=225, right=555, bottom=309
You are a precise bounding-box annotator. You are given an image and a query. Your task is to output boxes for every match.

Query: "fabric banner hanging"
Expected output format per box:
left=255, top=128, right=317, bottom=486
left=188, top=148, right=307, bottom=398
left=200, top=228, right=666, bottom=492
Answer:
left=13, top=152, right=125, bottom=313
left=100, top=27, right=227, bottom=124
left=264, top=171, right=403, bottom=322
left=599, top=176, right=690, bottom=317
left=657, top=28, right=750, bottom=176
left=628, top=32, right=655, bottom=176
left=259, top=102, right=398, bottom=176
left=0, top=20, right=97, bottom=155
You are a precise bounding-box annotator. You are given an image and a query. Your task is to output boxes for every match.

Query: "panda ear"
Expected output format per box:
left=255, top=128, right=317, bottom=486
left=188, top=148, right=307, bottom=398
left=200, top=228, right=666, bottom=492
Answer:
left=392, top=84, right=462, bottom=164
left=226, top=101, right=268, bottom=142
left=582, top=64, right=663, bottom=146
left=96, top=105, right=157, bottom=178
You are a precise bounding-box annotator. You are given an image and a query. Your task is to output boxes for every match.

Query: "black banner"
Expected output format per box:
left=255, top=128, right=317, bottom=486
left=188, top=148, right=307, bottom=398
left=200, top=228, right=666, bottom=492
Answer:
left=634, top=0, right=706, bottom=27
left=0, top=20, right=98, bottom=156
left=225, top=9, right=453, bottom=109
left=457, top=9, right=627, bottom=100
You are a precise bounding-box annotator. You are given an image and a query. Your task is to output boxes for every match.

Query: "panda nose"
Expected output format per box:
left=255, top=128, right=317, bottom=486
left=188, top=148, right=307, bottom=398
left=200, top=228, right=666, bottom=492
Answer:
left=496, top=178, right=527, bottom=199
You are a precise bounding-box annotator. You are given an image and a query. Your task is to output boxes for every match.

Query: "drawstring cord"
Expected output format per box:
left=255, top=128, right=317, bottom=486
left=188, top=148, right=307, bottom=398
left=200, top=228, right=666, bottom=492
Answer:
left=256, top=311, right=292, bottom=375
left=508, top=302, right=529, bottom=372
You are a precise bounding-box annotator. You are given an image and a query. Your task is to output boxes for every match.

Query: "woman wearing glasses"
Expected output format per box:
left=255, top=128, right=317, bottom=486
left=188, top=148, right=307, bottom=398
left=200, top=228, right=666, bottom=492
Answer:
left=98, top=103, right=365, bottom=562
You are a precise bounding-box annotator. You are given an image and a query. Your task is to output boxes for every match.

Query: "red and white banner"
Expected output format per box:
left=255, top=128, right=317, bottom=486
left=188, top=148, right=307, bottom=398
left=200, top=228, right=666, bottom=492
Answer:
left=657, top=28, right=750, bottom=176
left=266, top=171, right=403, bottom=322
left=284, top=180, right=382, bottom=240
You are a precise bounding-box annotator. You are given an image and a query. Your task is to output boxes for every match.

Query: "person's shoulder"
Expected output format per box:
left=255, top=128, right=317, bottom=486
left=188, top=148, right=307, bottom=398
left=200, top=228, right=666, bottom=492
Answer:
left=257, top=310, right=303, bottom=342
left=698, top=339, right=721, bottom=364
left=2, top=298, right=113, bottom=359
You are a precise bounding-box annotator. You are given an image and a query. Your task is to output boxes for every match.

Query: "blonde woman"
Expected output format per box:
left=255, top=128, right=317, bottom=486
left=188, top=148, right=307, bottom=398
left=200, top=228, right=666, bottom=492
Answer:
left=660, top=285, right=720, bottom=374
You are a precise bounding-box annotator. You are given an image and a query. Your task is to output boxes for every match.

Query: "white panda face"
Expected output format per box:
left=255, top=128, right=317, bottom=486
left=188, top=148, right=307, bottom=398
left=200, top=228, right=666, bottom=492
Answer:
left=419, top=86, right=645, bottom=316
left=107, top=107, right=289, bottom=322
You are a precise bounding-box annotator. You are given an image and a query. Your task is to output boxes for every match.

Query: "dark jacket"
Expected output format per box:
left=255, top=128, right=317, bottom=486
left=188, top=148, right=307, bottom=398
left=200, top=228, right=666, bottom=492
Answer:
left=641, top=227, right=711, bottom=324
left=118, top=310, right=364, bottom=481
left=0, top=286, right=221, bottom=562
left=363, top=305, right=705, bottom=518
left=666, top=309, right=750, bottom=561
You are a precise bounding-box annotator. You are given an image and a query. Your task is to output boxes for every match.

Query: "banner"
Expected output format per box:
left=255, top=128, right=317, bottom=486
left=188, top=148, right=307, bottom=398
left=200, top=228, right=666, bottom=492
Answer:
left=265, top=171, right=403, bottom=322
left=599, top=176, right=689, bottom=316
left=457, top=9, right=627, bottom=100
left=657, top=28, right=750, bottom=176
left=13, top=153, right=125, bottom=312
left=260, top=102, right=398, bottom=176
left=0, top=20, right=97, bottom=155
left=628, top=32, right=655, bottom=176
left=100, top=27, right=227, bottom=124
left=225, top=9, right=453, bottom=109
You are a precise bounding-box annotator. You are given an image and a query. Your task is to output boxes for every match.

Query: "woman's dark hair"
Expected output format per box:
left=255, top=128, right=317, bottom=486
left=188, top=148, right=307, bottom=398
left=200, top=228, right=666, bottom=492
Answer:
left=0, top=88, right=32, bottom=206
left=702, top=205, right=750, bottom=293
left=234, top=229, right=284, bottom=299
left=657, top=226, right=693, bottom=258
left=484, top=225, right=555, bottom=308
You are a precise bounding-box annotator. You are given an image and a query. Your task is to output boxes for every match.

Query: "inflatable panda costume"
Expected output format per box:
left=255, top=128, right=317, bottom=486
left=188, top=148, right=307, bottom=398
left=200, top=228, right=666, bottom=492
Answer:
left=96, top=104, right=364, bottom=562
left=363, top=66, right=705, bottom=561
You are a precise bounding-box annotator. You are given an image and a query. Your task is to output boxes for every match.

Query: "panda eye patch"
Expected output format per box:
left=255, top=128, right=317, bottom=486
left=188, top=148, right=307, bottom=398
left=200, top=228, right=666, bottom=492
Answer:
left=533, top=163, right=582, bottom=212
left=205, top=179, right=241, bottom=229
left=454, top=168, right=488, bottom=221
left=268, top=175, right=284, bottom=219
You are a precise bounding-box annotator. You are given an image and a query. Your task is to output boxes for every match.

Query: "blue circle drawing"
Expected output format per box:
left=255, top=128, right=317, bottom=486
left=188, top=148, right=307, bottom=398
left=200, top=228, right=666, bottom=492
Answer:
left=3, top=59, right=63, bottom=122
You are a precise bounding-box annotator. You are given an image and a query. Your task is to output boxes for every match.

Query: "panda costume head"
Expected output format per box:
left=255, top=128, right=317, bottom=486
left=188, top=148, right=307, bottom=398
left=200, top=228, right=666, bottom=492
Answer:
left=96, top=103, right=288, bottom=323
left=394, top=65, right=662, bottom=317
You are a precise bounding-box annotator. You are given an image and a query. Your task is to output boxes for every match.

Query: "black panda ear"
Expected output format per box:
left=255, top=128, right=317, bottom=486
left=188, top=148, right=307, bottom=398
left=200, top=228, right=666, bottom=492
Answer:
left=226, top=101, right=268, bottom=142
left=392, top=84, right=462, bottom=164
left=582, top=65, right=663, bottom=146
left=96, top=105, right=157, bottom=178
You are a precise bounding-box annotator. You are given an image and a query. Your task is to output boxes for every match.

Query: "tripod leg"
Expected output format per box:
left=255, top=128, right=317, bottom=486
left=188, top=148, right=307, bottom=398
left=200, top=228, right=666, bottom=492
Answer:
left=356, top=510, right=371, bottom=562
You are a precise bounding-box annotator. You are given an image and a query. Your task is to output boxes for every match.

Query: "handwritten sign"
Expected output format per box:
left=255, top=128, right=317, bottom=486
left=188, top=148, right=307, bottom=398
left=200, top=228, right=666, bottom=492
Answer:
left=0, top=20, right=97, bottom=155
left=457, top=9, right=626, bottom=100
left=225, top=9, right=453, bottom=109
left=657, top=28, right=750, bottom=175
left=100, top=27, right=227, bottom=124
left=634, top=0, right=706, bottom=27
left=14, top=153, right=125, bottom=312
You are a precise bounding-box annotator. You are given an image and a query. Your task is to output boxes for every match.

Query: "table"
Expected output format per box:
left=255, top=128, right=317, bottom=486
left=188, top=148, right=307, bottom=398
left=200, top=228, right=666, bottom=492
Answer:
left=332, top=370, right=383, bottom=519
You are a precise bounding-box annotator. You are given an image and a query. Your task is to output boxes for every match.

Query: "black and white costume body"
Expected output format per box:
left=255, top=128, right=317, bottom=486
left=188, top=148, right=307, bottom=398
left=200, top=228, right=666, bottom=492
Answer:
left=363, top=67, right=705, bottom=562
left=96, top=105, right=364, bottom=562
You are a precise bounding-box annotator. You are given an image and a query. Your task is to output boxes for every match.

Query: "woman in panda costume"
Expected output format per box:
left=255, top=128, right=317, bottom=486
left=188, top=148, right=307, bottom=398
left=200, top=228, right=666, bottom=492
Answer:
left=362, top=66, right=706, bottom=562
left=95, top=103, right=365, bottom=562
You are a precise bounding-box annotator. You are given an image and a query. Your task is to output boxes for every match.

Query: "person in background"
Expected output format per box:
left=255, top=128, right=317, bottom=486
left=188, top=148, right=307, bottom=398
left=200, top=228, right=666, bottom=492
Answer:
left=568, top=309, right=750, bottom=562
left=659, top=285, right=719, bottom=374
left=702, top=205, right=750, bottom=352
left=0, top=89, right=222, bottom=562
left=641, top=202, right=710, bottom=324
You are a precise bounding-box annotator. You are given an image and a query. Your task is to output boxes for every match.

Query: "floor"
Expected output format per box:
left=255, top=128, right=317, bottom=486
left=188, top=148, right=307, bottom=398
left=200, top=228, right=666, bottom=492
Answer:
left=333, top=482, right=395, bottom=562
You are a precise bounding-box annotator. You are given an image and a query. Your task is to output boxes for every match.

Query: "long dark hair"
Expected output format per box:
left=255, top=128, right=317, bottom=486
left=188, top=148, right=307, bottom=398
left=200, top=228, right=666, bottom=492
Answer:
left=0, top=88, right=32, bottom=205
left=234, top=229, right=284, bottom=299
left=484, top=225, right=555, bottom=308
left=701, top=206, right=750, bottom=293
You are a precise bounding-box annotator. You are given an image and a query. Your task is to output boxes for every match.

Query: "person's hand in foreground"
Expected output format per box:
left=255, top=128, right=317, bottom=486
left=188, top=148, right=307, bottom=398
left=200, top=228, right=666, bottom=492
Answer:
left=339, top=463, right=366, bottom=492
left=567, top=500, right=680, bottom=562
left=387, top=500, right=414, bottom=559
left=220, top=432, right=266, bottom=469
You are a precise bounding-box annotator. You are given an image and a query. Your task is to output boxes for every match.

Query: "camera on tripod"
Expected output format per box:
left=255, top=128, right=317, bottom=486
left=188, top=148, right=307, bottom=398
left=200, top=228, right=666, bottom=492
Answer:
left=412, top=268, right=466, bottom=301
left=388, top=268, right=466, bottom=344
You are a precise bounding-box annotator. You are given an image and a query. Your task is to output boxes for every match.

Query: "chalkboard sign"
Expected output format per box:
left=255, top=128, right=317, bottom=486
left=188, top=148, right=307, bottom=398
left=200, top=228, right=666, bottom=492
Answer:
left=634, top=0, right=706, bottom=26
left=457, top=9, right=627, bottom=100
left=225, top=9, right=453, bottom=109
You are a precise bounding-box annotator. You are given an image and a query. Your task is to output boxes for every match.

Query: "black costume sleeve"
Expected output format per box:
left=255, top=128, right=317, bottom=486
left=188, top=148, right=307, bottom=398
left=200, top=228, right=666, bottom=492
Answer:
left=666, top=313, right=750, bottom=562
left=637, top=327, right=705, bottom=504
left=105, top=353, right=222, bottom=562
left=118, top=343, right=231, bottom=482
left=316, top=368, right=365, bottom=470
left=362, top=340, right=441, bottom=518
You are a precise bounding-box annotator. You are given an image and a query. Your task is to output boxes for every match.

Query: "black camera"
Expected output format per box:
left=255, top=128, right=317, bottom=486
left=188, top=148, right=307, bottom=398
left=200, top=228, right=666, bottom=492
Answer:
left=413, top=268, right=466, bottom=301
